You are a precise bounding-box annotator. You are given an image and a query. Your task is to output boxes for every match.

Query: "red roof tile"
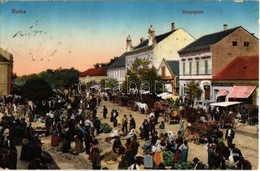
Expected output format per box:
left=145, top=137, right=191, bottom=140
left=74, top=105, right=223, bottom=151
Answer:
left=80, top=67, right=107, bottom=77
left=213, top=56, right=259, bottom=80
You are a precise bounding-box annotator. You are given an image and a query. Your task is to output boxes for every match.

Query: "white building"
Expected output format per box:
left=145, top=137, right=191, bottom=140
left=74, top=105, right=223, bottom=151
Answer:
left=107, top=22, right=195, bottom=83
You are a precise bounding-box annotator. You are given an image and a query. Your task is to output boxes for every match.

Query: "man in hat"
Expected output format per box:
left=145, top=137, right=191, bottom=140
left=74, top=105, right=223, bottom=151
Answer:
left=208, top=139, right=221, bottom=169
left=129, top=114, right=136, bottom=130
left=93, top=117, right=101, bottom=136
left=103, top=106, right=108, bottom=119
left=225, top=126, right=235, bottom=148
left=230, top=143, right=243, bottom=167
left=121, top=114, right=128, bottom=134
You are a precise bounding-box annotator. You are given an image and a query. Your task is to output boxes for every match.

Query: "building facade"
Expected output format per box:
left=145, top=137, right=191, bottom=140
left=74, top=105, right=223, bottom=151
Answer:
left=79, top=67, right=107, bottom=83
left=212, top=56, right=259, bottom=106
left=107, top=54, right=126, bottom=84
left=126, top=23, right=195, bottom=70
left=107, top=22, right=195, bottom=83
left=178, top=25, right=259, bottom=102
left=157, top=58, right=179, bottom=96
left=0, top=48, right=13, bottom=95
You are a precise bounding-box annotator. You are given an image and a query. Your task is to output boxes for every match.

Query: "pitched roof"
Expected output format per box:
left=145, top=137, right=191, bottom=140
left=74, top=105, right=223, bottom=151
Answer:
left=213, top=56, right=259, bottom=80
left=80, top=67, right=107, bottom=77
left=0, top=55, right=10, bottom=62
left=167, top=60, right=179, bottom=76
left=108, top=53, right=126, bottom=69
left=0, top=48, right=12, bottom=62
left=133, top=30, right=177, bottom=50
left=166, top=60, right=179, bottom=85
left=179, top=26, right=240, bottom=53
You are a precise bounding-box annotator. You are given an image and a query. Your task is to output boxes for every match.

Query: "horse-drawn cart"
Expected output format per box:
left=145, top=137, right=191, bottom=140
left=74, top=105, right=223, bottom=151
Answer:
left=219, top=112, right=235, bottom=128
left=210, top=101, right=241, bottom=128
left=185, top=120, right=219, bottom=144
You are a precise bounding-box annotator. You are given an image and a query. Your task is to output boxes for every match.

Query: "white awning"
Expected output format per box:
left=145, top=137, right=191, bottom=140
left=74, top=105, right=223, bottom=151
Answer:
left=209, top=101, right=242, bottom=107
left=157, top=92, right=170, bottom=97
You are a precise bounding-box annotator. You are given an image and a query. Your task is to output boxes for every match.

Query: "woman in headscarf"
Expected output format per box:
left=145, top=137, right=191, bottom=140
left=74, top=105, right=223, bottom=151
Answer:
left=143, top=140, right=153, bottom=169
left=50, top=125, right=59, bottom=147
left=152, top=139, right=166, bottom=168
left=173, top=137, right=183, bottom=164
left=89, top=138, right=99, bottom=161
left=74, top=125, right=84, bottom=153
left=178, top=140, right=189, bottom=163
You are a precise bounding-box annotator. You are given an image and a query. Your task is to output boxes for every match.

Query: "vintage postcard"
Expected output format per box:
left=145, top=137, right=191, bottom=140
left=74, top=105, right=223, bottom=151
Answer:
left=0, top=0, right=259, bottom=170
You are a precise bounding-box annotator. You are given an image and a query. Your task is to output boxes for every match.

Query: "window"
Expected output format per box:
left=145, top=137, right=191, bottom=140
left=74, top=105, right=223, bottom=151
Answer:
left=232, top=41, right=237, bottom=46
left=244, top=42, right=249, bottom=47
left=205, top=60, right=208, bottom=74
left=161, top=66, right=165, bottom=78
left=183, top=62, right=185, bottom=75
left=189, top=62, right=192, bottom=75
left=196, top=61, right=199, bottom=75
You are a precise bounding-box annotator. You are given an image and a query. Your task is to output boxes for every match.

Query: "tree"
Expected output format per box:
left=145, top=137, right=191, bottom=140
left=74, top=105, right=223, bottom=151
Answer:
left=22, top=77, right=53, bottom=102
left=121, top=58, right=162, bottom=96
left=185, top=80, right=202, bottom=104
left=53, top=68, right=79, bottom=89
left=93, top=56, right=119, bottom=68
left=39, top=68, right=80, bottom=89
left=39, top=69, right=56, bottom=88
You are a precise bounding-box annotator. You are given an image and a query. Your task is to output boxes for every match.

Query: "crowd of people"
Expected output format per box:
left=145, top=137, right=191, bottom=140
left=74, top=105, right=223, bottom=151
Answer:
left=0, top=92, right=254, bottom=170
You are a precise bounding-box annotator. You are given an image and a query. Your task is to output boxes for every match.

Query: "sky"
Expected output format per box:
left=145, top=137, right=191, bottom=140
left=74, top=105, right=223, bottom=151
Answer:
left=0, top=1, right=259, bottom=76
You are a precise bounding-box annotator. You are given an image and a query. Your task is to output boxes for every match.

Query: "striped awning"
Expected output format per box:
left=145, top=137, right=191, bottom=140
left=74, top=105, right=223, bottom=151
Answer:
left=227, top=85, right=256, bottom=99
left=216, top=89, right=229, bottom=97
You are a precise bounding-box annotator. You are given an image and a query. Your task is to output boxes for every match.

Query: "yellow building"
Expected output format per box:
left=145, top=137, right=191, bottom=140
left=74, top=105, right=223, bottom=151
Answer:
left=0, top=48, right=13, bottom=95
left=79, top=67, right=107, bottom=83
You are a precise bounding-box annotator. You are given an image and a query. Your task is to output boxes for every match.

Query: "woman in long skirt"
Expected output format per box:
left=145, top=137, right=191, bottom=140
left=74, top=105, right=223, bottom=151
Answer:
left=178, top=140, right=189, bottom=163
left=152, top=139, right=165, bottom=168
left=51, top=128, right=59, bottom=147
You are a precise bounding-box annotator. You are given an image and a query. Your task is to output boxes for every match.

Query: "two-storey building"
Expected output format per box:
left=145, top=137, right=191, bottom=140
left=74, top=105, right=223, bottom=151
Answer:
left=178, top=25, right=259, bottom=101
left=125, top=23, right=195, bottom=70
left=107, top=22, right=195, bottom=85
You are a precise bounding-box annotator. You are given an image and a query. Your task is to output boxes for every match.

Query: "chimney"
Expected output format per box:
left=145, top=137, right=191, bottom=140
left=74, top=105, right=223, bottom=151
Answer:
left=171, top=22, right=175, bottom=31
left=126, top=35, right=132, bottom=52
left=223, top=24, right=228, bottom=30
left=148, top=25, right=155, bottom=46
left=140, top=37, right=145, bottom=43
